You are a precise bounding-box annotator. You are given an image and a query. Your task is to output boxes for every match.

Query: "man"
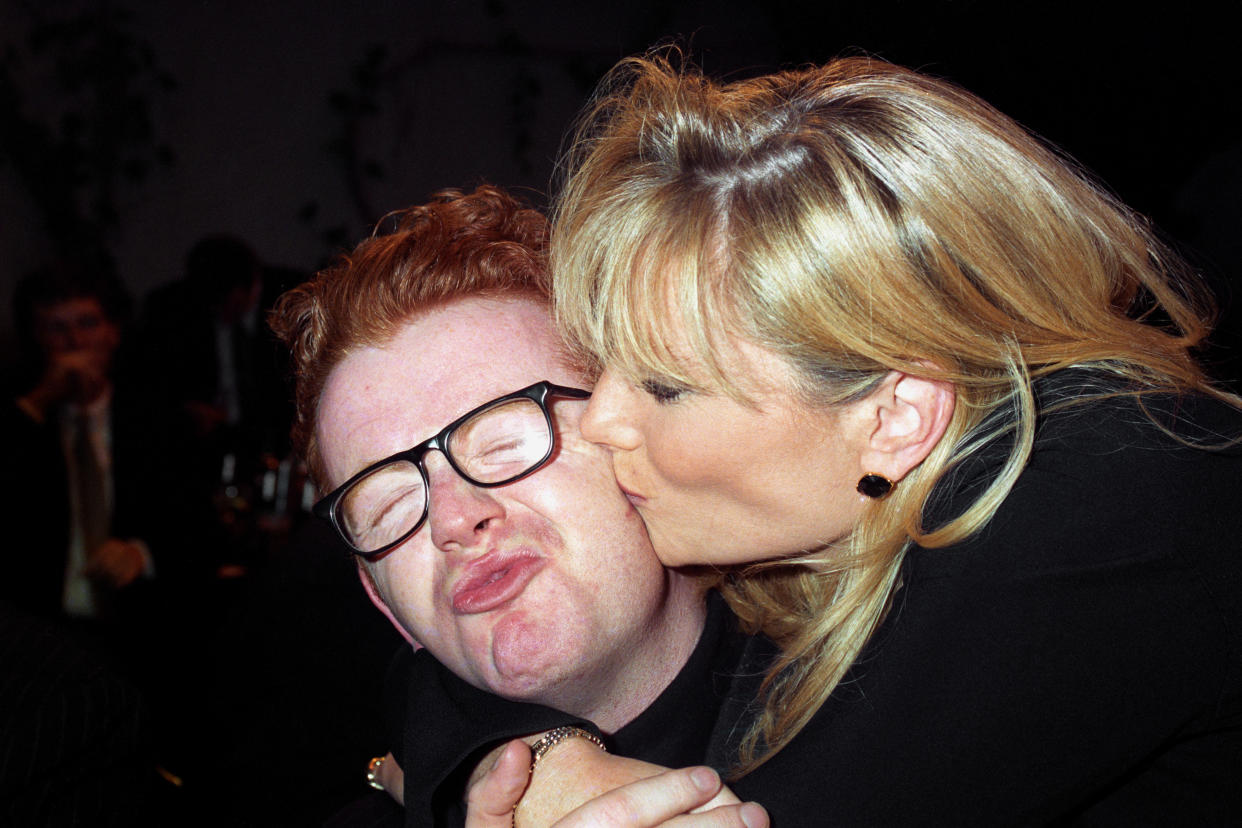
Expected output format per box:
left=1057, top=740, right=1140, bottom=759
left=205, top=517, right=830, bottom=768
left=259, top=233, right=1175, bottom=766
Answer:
left=271, top=186, right=755, bottom=826
left=138, top=234, right=293, bottom=454
left=3, top=262, right=226, bottom=813
left=4, top=263, right=156, bottom=618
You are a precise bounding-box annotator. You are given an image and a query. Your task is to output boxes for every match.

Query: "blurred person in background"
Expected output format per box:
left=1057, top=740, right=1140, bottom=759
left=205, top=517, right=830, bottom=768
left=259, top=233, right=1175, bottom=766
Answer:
left=4, top=261, right=158, bottom=620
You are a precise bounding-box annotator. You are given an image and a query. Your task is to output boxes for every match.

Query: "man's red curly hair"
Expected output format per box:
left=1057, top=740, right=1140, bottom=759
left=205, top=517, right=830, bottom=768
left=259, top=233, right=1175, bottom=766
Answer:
left=270, top=184, right=549, bottom=487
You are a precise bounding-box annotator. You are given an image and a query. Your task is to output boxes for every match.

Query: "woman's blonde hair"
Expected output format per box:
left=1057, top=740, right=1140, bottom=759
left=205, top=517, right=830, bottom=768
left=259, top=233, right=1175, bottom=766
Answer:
left=551, top=52, right=1221, bottom=773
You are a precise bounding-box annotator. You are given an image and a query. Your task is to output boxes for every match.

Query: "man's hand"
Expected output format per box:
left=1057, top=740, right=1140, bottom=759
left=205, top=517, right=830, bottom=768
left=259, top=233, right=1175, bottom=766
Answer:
left=374, top=752, right=405, bottom=804
left=465, top=740, right=533, bottom=828
left=86, top=539, right=147, bottom=588
left=21, top=350, right=111, bottom=417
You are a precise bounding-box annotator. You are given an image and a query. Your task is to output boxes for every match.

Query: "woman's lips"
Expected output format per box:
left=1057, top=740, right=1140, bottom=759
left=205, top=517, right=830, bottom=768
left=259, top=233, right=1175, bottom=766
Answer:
left=617, top=481, right=647, bottom=507
left=451, top=553, right=546, bottom=615
left=611, top=460, right=646, bottom=506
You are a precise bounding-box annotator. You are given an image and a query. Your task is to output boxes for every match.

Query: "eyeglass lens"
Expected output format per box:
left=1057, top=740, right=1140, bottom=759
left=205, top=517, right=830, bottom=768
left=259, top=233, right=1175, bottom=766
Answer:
left=337, top=397, right=554, bottom=553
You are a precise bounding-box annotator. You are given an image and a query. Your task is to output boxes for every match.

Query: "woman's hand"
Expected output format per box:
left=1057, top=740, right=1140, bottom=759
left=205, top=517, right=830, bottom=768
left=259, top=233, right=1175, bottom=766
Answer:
left=547, top=765, right=768, bottom=828
left=465, top=737, right=768, bottom=828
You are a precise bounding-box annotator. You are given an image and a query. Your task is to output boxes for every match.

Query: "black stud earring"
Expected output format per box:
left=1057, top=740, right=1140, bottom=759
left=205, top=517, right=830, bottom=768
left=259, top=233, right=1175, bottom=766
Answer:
left=857, top=473, right=893, bottom=499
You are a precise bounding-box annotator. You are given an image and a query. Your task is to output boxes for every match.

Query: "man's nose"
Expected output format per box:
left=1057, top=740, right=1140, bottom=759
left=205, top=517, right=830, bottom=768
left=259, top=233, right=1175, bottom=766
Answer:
left=579, top=368, right=643, bottom=451
left=424, top=452, right=507, bottom=551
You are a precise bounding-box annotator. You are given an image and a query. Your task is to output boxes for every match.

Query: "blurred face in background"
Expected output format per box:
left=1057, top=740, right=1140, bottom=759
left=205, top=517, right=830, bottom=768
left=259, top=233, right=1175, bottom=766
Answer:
left=33, top=296, right=121, bottom=403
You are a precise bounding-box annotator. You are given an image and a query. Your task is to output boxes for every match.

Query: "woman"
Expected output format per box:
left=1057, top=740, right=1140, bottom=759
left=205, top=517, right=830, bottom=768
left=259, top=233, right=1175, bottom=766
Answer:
left=470, top=52, right=1242, bottom=825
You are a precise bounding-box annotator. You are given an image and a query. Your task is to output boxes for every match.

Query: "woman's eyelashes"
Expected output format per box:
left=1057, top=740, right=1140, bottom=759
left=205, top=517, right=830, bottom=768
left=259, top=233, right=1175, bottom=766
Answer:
left=640, top=377, right=689, bottom=404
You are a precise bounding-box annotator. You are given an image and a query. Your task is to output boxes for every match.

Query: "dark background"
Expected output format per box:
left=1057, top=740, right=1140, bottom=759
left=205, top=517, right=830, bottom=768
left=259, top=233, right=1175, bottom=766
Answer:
left=3, top=0, right=1239, bottom=363
left=1, top=1, right=1238, bottom=823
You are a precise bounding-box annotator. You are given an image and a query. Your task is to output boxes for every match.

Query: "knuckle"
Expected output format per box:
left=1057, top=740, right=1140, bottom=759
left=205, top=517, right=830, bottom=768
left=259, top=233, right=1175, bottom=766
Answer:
left=591, top=796, right=648, bottom=824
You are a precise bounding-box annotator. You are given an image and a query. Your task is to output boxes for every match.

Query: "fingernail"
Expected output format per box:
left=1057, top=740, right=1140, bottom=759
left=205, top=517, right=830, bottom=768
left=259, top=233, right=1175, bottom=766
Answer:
left=690, top=766, right=717, bottom=792
left=491, top=742, right=514, bottom=771
left=740, top=802, right=767, bottom=828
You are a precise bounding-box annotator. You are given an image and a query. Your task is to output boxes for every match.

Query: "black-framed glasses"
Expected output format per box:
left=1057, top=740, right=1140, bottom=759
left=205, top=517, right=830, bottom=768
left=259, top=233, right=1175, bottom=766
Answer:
left=313, top=381, right=591, bottom=559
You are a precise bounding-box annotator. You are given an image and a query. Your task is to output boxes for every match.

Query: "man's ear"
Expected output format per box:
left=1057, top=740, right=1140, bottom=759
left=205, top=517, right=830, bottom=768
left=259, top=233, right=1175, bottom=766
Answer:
left=357, top=559, right=421, bottom=649
left=859, top=370, right=955, bottom=484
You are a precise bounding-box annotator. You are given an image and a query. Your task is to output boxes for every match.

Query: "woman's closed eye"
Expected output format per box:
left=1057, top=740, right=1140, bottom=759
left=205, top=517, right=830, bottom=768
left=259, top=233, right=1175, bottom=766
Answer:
left=640, top=377, right=690, bottom=404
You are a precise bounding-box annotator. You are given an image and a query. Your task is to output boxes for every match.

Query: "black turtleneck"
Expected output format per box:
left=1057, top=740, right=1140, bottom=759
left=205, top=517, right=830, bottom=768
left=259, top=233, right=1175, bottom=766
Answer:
left=390, top=590, right=758, bottom=828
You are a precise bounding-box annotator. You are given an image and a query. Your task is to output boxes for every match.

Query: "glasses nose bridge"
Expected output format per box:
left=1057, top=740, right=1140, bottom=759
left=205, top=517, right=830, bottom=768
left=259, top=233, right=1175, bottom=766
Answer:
left=422, top=438, right=511, bottom=551
left=418, top=437, right=478, bottom=492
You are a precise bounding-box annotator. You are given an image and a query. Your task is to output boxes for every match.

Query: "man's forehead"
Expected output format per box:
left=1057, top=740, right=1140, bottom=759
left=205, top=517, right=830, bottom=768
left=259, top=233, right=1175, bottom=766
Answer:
left=38, top=296, right=110, bottom=324
left=318, top=295, right=579, bottom=478
left=404, top=296, right=571, bottom=402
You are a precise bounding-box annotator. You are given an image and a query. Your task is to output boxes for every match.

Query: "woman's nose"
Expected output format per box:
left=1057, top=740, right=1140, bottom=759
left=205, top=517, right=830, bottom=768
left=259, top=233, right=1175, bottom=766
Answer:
left=579, top=368, right=643, bottom=451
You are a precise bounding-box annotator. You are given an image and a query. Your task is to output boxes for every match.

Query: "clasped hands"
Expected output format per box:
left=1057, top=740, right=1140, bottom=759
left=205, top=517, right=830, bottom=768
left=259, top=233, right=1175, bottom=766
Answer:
left=374, top=735, right=768, bottom=827
left=470, top=737, right=767, bottom=828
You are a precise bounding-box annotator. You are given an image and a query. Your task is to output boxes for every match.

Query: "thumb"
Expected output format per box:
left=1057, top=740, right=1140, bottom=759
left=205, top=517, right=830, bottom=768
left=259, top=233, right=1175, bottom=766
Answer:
left=466, top=740, right=532, bottom=828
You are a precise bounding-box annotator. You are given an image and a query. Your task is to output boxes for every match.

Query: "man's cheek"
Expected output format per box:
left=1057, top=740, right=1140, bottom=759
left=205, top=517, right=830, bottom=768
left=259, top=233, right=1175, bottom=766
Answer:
left=416, top=619, right=498, bottom=690
left=358, top=569, right=418, bottom=646
left=524, top=461, right=618, bottom=517
left=358, top=561, right=443, bottom=648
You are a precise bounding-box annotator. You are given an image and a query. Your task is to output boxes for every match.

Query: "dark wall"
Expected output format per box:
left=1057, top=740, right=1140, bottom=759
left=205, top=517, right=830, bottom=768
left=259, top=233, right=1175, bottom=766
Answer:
left=2, top=0, right=1237, bottom=365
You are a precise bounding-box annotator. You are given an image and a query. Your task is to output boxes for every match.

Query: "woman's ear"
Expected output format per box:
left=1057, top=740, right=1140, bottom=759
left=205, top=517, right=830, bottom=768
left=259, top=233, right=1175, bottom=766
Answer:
left=859, top=371, right=955, bottom=484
